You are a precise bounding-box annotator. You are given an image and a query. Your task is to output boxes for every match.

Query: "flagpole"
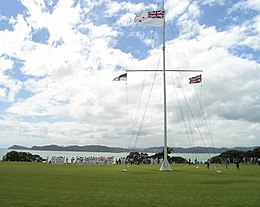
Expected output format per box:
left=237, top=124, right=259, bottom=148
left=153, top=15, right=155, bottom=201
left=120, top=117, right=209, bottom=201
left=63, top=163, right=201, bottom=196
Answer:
left=130, top=2, right=203, bottom=172
left=160, top=0, right=172, bottom=171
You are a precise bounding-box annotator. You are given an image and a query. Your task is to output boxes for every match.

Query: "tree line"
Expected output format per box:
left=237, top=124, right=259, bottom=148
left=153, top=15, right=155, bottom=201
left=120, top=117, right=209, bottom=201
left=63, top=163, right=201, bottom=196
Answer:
left=126, top=147, right=260, bottom=165
left=2, top=147, right=260, bottom=165
left=210, top=147, right=260, bottom=164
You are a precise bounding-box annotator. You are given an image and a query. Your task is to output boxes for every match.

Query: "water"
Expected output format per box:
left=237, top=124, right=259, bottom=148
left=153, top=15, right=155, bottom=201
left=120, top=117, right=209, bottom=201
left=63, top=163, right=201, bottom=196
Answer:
left=0, top=148, right=128, bottom=161
left=0, top=148, right=219, bottom=162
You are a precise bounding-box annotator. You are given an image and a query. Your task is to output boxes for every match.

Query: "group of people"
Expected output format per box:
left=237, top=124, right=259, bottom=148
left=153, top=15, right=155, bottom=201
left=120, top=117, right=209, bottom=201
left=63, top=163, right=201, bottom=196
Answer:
left=46, top=156, right=115, bottom=165
left=242, top=157, right=259, bottom=164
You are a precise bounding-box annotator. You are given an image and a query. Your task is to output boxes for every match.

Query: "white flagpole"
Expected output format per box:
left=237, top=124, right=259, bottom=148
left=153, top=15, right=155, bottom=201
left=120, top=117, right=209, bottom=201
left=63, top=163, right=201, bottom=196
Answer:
left=129, top=1, right=203, bottom=172
left=160, top=0, right=172, bottom=171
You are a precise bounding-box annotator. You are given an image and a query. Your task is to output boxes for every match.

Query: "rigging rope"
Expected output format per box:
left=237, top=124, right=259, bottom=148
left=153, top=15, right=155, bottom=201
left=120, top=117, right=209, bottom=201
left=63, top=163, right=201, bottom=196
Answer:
left=165, top=51, right=215, bottom=164
left=132, top=71, right=159, bottom=148
left=127, top=74, right=146, bottom=150
left=166, top=52, right=198, bottom=161
left=171, top=73, right=196, bottom=162
left=126, top=26, right=159, bottom=151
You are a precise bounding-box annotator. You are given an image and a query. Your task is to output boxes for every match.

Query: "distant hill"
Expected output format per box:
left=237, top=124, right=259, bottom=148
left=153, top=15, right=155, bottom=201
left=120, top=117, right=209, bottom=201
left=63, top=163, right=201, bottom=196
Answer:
left=9, top=144, right=128, bottom=153
left=9, top=145, right=30, bottom=150
left=142, top=146, right=258, bottom=153
left=8, top=145, right=258, bottom=153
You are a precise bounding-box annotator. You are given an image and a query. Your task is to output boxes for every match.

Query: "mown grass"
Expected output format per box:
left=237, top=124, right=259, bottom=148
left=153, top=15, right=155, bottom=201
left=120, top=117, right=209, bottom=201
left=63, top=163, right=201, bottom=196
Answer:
left=0, top=162, right=259, bottom=207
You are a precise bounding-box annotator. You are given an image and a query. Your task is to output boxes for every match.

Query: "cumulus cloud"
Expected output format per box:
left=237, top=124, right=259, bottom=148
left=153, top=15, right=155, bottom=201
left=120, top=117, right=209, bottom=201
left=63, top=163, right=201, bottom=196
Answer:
left=0, top=0, right=259, bottom=149
left=229, top=0, right=260, bottom=12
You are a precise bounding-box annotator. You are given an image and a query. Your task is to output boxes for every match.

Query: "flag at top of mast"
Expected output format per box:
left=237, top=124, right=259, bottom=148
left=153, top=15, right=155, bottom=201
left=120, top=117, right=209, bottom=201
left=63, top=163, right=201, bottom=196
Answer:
left=134, top=10, right=164, bottom=27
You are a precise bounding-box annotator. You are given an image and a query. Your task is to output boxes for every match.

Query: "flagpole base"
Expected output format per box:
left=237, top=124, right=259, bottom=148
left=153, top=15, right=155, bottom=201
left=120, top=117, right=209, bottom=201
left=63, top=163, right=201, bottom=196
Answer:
left=159, top=160, right=172, bottom=171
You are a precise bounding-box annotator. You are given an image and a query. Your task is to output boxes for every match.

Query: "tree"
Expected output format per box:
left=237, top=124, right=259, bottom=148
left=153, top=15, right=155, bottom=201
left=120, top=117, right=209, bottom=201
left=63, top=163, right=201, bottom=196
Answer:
left=210, top=147, right=260, bottom=163
left=2, top=151, right=43, bottom=162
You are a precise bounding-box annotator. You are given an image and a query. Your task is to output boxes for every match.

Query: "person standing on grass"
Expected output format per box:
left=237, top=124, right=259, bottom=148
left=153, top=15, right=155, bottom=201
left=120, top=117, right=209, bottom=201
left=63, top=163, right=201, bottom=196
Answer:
left=236, top=160, right=240, bottom=170
left=225, top=159, right=228, bottom=169
left=206, top=159, right=210, bottom=169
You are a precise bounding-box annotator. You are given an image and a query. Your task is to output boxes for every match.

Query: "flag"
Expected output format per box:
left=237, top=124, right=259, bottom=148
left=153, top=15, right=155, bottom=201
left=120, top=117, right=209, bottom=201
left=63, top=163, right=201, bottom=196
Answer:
left=134, top=10, right=164, bottom=27
left=113, top=73, right=127, bottom=81
left=189, top=74, right=202, bottom=84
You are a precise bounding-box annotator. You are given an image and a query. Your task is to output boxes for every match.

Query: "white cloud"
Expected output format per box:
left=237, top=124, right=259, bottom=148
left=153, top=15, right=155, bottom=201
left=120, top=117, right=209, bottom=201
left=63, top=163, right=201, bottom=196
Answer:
left=115, top=13, right=136, bottom=27
left=104, top=1, right=157, bottom=16
left=0, top=0, right=259, bottom=149
left=200, top=0, right=226, bottom=6
left=166, top=0, right=193, bottom=21
left=88, top=23, right=118, bottom=38
left=0, top=88, right=7, bottom=100
left=173, top=1, right=202, bottom=38
left=240, top=15, right=260, bottom=50
left=0, top=14, right=31, bottom=57
left=0, top=56, right=13, bottom=72
left=0, top=57, right=23, bottom=103
left=0, top=15, right=7, bottom=21
left=229, top=0, right=260, bottom=12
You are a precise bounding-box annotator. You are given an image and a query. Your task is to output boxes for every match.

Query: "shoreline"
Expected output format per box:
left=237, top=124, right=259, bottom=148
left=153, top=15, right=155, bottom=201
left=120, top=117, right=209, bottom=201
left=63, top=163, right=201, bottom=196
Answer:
left=0, top=148, right=219, bottom=162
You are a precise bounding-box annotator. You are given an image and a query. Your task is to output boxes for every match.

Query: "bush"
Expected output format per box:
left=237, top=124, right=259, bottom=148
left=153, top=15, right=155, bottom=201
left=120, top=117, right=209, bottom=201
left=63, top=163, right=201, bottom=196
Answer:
left=2, top=151, right=43, bottom=162
left=170, top=156, right=187, bottom=164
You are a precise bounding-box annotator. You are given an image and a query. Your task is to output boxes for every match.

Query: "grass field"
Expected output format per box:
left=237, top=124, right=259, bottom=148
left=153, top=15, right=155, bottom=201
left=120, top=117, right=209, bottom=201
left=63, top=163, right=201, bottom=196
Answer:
left=0, top=162, right=259, bottom=207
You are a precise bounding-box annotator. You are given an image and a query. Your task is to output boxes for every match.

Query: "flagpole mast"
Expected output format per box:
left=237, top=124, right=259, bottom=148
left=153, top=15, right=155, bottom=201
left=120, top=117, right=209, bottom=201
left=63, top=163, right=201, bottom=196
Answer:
left=131, top=2, right=203, bottom=171
left=160, top=0, right=172, bottom=171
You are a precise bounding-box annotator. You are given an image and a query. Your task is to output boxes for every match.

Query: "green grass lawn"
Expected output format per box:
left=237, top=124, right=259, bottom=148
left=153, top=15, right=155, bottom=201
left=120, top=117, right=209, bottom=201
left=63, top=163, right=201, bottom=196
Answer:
left=0, top=162, right=259, bottom=207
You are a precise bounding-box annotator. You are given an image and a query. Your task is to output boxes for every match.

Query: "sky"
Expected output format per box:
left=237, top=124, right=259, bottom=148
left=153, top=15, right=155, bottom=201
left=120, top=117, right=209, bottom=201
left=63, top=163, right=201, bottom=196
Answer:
left=0, top=0, right=259, bottom=149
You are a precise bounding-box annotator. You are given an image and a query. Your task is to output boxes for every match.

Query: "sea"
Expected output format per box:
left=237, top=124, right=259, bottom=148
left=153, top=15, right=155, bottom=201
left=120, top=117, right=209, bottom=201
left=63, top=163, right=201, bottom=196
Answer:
left=0, top=148, right=219, bottom=162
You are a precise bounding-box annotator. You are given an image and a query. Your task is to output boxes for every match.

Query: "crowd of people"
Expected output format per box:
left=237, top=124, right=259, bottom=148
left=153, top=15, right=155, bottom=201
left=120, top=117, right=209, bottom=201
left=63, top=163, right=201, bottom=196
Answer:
left=46, top=156, right=115, bottom=165
left=46, top=156, right=167, bottom=166
left=44, top=154, right=260, bottom=167
left=116, top=157, right=164, bottom=165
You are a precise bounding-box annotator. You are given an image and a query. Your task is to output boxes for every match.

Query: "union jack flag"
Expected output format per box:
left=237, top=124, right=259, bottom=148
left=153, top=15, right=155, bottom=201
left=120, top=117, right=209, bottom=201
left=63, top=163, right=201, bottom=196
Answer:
left=189, top=74, right=202, bottom=84
left=148, top=10, right=164, bottom=19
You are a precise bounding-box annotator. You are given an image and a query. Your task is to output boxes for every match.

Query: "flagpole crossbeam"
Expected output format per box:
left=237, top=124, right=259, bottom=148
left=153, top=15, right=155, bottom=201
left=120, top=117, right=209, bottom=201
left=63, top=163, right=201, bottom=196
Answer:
left=126, top=69, right=203, bottom=72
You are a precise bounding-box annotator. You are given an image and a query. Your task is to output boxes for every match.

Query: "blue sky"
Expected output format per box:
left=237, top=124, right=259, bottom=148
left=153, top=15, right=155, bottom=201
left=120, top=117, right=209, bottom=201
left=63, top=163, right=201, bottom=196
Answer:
left=0, top=0, right=259, bottom=149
